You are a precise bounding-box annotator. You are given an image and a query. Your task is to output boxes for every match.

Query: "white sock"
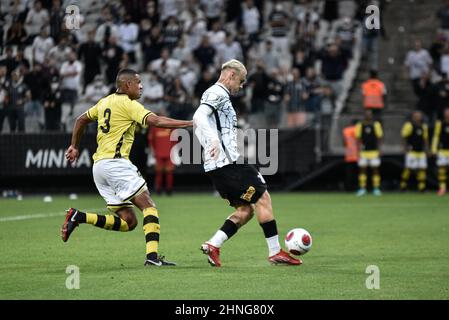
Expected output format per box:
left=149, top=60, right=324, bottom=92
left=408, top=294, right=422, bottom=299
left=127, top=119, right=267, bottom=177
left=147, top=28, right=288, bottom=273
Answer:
left=208, top=230, right=228, bottom=248
left=266, top=235, right=281, bottom=257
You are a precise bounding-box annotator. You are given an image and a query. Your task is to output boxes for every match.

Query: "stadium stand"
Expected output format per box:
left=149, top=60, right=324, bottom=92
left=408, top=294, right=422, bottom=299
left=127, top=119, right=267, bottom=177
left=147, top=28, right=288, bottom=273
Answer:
left=330, top=0, right=441, bottom=156
left=0, top=0, right=361, bottom=135
left=1, top=0, right=446, bottom=192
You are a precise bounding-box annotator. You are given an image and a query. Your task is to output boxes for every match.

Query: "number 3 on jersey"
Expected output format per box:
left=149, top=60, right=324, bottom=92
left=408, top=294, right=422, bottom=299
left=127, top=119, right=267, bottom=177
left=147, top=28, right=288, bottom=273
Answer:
left=100, top=108, right=112, bottom=133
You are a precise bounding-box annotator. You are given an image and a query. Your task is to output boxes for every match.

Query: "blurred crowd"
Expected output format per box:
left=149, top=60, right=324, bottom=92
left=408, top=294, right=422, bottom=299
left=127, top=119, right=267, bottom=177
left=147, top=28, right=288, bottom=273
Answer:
left=0, top=0, right=368, bottom=133
left=404, top=0, right=449, bottom=127
left=338, top=0, right=449, bottom=195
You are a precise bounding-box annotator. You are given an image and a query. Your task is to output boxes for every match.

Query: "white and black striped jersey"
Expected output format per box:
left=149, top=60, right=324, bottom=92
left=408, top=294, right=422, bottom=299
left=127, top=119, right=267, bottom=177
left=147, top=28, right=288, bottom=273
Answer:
left=195, top=83, right=239, bottom=172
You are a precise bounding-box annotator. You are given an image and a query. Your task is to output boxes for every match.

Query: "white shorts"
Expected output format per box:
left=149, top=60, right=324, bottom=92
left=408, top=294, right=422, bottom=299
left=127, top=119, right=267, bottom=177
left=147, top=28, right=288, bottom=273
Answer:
left=93, top=158, right=147, bottom=209
left=405, top=153, right=427, bottom=169
left=358, top=153, right=381, bottom=168
left=437, top=153, right=449, bottom=167
left=358, top=157, right=381, bottom=167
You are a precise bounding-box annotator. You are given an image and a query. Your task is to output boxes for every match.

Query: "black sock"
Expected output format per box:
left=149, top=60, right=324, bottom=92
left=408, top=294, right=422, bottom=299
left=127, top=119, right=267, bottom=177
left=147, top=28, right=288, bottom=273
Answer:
left=147, top=252, right=157, bottom=260
left=220, top=219, right=238, bottom=239
left=73, top=210, right=86, bottom=223
left=260, top=220, right=278, bottom=238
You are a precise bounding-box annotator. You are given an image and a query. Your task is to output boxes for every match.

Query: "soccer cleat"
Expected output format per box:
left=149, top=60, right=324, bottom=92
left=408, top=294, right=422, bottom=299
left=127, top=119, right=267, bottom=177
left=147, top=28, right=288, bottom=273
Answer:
left=373, top=188, right=382, bottom=196
left=356, top=189, right=367, bottom=196
left=61, top=208, right=79, bottom=242
left=268, top=249, right=302, bottom=266
left=200, top=242, right=221, bottom=267
left=437, top=187, right=446, bottom=196
left=144, top=255, right=177, bottom=266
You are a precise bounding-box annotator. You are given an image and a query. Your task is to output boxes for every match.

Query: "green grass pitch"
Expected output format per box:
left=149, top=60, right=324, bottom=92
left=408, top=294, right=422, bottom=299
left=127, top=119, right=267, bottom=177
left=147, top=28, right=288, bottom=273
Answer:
left=0, top=192, right=448, bottom=300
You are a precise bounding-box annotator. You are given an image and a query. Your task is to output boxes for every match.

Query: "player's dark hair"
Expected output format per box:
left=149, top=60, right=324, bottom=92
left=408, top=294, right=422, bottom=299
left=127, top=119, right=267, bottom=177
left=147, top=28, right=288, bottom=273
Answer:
left=116, top=69, right=138, bottom=87
left=117, top=68, right=138, bottom=79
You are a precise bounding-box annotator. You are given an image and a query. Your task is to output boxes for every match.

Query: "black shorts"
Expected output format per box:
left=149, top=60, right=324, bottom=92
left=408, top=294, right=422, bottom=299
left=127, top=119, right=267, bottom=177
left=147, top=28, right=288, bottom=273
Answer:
left=206, top=163, right=267, bottom=207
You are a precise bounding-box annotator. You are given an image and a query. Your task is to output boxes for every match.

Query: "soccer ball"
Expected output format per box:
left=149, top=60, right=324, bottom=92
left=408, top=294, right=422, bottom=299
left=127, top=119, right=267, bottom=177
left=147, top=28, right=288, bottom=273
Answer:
left=285, top=228, right=312, bottom=256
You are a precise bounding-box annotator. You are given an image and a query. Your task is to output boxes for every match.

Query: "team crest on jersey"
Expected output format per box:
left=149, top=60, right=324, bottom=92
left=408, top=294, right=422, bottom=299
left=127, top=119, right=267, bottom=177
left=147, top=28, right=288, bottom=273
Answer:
left=241, top=186, right=256, bottom=202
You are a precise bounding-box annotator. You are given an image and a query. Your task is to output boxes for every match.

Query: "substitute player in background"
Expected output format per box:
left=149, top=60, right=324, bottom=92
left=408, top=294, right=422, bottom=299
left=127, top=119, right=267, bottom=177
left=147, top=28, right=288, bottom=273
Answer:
left=193, top=59, right=301, bottom=267
left=62, top=69, right=192, bottom=266
left=400, top=110, right=429, bottom=192
left=355, top=109, right=383, bottom=196
left=431, top=108, right=449, bottom=196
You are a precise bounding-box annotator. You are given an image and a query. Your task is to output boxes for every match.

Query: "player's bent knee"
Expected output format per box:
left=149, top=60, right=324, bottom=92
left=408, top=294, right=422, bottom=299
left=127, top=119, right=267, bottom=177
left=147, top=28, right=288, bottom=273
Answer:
left=131, top=190, right=156, bottom=211
left=127, top=218, right=138, bottom=231
left=117, top=208, right=138, bottom=231
left=236, top=204, right=253, bottom=214
left=246, top=205, right=255, bottom=219
left=233, top=204, right=254, bottom=225
left=258, top=191, right=272, bottom=207
left=124, top=213, right=138, bottom=230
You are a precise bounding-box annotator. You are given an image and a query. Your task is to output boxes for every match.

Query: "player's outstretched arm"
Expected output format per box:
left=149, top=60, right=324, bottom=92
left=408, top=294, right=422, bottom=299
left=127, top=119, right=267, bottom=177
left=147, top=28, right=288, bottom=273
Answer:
left=65, top=113, right=92, bottom=163
left=146, top=113, right=193, bottom=128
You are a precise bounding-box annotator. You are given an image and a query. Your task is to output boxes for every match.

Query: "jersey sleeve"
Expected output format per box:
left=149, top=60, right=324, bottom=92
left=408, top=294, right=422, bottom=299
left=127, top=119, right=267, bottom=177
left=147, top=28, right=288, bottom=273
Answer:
left=86, top=103, right=99, bottom=121
left=423, top=124, right=429, bottom=142
left=401, top=122, right=412, bottom=138
left=355, top=122, right=362, bottom=139
left=200, top=90, right=221, bottom=111
left=432, top=121, right=442, bottom=153
left=374, top=121, right=383, bottom=139
left=128, top=100, right=153, bottom=126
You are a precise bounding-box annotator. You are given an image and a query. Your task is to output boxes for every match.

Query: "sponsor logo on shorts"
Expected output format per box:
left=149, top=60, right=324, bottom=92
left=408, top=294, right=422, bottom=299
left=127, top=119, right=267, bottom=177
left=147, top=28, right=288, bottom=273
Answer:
left=241, top=186, right=256, bottom=202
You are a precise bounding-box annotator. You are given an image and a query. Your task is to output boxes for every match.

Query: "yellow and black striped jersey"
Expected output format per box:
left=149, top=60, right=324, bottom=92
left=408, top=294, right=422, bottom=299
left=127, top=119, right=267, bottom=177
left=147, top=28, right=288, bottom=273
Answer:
left=86, top=93, right=153, bottom=162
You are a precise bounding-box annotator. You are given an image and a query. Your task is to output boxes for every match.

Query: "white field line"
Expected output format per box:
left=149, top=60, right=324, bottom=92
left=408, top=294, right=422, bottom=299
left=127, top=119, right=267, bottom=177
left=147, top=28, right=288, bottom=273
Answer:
left=0, top=208, right=104, bottom=223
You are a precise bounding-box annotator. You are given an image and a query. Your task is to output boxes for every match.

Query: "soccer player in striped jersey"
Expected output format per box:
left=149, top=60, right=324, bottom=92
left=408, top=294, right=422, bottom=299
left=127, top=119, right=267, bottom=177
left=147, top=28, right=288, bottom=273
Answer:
left=400, top=110, right=429, bottom=192
left=431, top=108, right=449, bottom=196
left=61, top=69, right=192, bottom=266
left=355, top=109, right=383, bottom=196
left=193, top=59, right=301, bottom=267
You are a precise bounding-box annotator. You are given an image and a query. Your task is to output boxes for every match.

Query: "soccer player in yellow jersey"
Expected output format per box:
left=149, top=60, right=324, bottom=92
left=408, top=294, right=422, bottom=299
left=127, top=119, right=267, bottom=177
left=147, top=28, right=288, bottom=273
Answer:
left=400, top=110, right=429, bottom=192
left=431, top=108, right=449, bottom=196
left=61, top=69, right=192, bottom=266
left=355, top=109, right=383, bottom=196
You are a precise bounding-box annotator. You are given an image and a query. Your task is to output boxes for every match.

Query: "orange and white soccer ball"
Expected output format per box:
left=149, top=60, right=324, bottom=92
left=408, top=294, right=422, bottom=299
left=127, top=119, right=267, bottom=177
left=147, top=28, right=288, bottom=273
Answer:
left=285, top=228, right=312, bottom=256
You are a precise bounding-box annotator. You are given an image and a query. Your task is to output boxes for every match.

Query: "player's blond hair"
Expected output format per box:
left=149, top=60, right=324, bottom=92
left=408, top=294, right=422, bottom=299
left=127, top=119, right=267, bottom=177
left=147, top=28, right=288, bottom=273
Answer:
left=221, top=59, right=247, bottom=75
